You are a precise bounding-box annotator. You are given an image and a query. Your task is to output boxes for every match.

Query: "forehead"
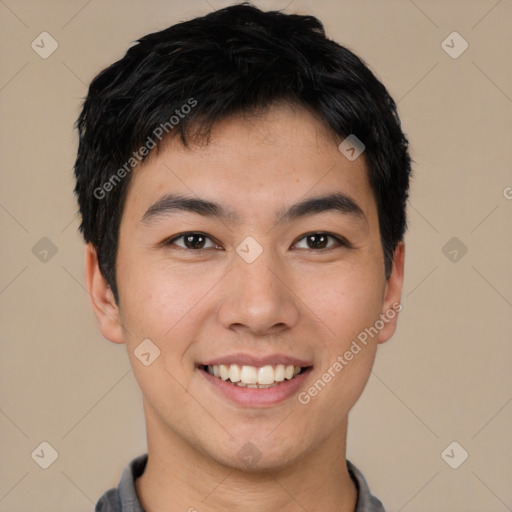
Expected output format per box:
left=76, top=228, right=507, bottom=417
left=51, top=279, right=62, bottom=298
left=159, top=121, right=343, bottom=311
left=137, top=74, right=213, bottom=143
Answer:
left=122, top=104, right=376, bottom=226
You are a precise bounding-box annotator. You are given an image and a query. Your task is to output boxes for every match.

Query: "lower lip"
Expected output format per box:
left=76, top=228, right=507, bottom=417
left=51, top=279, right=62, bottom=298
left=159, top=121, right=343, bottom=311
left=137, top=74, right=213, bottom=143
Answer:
left=199, top=367, right=312, bottom=407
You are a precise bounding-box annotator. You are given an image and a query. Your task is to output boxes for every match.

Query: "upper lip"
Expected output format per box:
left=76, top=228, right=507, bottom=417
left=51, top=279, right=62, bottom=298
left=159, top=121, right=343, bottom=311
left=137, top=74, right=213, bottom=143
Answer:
left=200, top=353, right=312, bottom=368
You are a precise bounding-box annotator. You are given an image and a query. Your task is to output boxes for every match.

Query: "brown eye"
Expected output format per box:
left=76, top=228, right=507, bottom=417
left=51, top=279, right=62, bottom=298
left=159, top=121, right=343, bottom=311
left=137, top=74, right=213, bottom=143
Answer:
left=306, top=233, right=329, bottom=249
left=293, top=232, right=349, bottom=250
left=167, top=232, right=219, bottom=250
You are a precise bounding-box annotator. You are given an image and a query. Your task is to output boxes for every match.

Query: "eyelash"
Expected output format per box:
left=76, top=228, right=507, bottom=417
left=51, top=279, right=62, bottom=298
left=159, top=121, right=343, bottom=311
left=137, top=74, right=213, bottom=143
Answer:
left=163, top=231, right=351, bottom=252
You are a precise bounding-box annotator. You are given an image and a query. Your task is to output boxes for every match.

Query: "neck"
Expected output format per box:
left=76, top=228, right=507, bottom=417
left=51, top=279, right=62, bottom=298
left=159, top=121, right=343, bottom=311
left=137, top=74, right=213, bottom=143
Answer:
left=136, top=402, right=358, bottom=512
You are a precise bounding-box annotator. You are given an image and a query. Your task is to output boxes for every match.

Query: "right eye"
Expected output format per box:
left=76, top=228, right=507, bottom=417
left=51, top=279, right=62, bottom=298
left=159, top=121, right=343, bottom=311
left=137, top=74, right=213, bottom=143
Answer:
left=164, top=232, right=222, bottom=251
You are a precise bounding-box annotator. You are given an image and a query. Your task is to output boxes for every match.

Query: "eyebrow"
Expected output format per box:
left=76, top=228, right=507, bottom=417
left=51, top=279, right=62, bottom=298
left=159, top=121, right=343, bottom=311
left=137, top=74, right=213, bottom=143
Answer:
left=141, top=192, right=367, bottom=227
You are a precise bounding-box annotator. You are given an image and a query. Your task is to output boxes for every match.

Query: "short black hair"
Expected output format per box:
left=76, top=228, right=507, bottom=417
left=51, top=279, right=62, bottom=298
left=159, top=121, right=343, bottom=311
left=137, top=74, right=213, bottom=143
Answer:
left=74, top=2, right=412, bottom=305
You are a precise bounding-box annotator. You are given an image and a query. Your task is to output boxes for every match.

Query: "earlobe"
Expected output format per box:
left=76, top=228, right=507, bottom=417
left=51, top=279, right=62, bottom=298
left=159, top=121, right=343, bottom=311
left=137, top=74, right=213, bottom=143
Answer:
left=378, top=242, right=405, bottom=344
left=84, top=243, right=125, bottom=344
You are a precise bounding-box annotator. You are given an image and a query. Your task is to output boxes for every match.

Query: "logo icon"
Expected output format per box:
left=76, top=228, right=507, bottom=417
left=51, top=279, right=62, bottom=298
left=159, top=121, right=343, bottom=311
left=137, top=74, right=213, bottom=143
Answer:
left=441, top=32, right=468, bottom=59
left=31, top=32, right=59, bottom=59
left=134, top=338, right=161, bottom=366
left=237, top=442, right=262, bottom=469
left=236, top=236, right=263, bottom=264
left=441, top=441, right=468, bottom=469
left=442, top=237, right=468, bottom=263
left=31, top=441, right=59, bottom=469
left=32, top=237, right=58, bottom=263
left=338, top=134, right=365, bottom=161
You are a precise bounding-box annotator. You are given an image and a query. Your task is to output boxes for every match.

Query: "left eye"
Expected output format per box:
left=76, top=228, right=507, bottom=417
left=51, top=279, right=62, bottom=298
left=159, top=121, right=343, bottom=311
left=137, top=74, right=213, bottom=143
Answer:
left=167, top=232, right=219, bottom=250
left=293, top=233, right=347, bottom=250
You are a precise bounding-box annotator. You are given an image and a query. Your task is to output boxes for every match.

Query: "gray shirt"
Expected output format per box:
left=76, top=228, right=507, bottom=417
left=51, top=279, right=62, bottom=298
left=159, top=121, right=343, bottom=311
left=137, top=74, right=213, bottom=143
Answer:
left=95, top=454, right=385, bottom=511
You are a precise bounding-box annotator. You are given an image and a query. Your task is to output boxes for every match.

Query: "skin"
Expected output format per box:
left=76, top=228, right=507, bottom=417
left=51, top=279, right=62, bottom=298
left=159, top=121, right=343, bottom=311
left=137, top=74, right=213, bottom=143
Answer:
left=85, top=103, right=405, bottom=512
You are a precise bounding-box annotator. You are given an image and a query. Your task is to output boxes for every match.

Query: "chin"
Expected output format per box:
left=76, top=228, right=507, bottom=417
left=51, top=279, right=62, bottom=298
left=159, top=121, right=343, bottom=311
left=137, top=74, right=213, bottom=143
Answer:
left=205, top=433, right=309, bottom=473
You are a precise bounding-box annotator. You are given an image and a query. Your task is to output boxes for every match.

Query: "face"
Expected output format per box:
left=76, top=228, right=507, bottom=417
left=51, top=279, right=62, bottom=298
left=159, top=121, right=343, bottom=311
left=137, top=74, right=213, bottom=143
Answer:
left=87, top=103, right=404, bottom=471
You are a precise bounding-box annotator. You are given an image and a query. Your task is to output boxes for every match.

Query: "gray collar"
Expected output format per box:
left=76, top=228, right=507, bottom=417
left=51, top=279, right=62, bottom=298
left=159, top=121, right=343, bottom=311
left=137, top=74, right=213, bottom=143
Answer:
left=95, top=454, right=385, bottom=511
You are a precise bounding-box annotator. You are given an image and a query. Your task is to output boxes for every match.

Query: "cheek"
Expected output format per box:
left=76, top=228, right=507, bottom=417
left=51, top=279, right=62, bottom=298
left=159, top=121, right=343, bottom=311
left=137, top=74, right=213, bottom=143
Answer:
left=117, top=262, right=215, bottom=388
left=300, top=292, right=381, bottom=435
left=118, top=267, right=201, bottom=418
left=302, top=265, right=382, bottom=399
left=308, top=264, right=384, bottom=415
left=118, top=259, right=198, bottom=340
left=311, top=264, right=384, bottom=347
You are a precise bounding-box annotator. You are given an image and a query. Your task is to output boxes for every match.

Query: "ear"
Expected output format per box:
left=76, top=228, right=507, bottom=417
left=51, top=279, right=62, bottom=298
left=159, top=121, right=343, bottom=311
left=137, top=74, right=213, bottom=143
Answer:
left=377, top=241, right=405, bottom=344
left=84, top=243, right=125, bottom=344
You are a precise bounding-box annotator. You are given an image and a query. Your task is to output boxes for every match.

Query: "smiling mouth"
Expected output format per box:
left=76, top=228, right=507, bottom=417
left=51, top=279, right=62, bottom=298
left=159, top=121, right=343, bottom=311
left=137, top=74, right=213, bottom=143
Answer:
left=200, top=364, right=309, bottom=388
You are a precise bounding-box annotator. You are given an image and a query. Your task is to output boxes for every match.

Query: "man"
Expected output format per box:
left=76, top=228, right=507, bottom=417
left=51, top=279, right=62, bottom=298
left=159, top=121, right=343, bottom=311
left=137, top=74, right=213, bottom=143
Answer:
left=74, top=3, right=411, bottom=511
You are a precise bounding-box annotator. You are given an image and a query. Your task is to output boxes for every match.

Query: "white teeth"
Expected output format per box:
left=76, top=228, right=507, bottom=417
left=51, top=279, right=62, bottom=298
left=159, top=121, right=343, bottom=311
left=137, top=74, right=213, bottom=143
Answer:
left=219, top=364, right=230, bottom=381
left=275, top=364, right=285, bottom=382
left=257, top=365, right=275, bottom=385
left=240, top=365, right=258, bottom=384
left=229, top=364, right=241, bottom=383
left=206, top=363, right=304, bottom=387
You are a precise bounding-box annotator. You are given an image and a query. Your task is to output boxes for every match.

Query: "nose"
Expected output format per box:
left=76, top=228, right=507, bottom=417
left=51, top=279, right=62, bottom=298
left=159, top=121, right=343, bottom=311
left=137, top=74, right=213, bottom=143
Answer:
left=216, top=248, right=300, bottom=336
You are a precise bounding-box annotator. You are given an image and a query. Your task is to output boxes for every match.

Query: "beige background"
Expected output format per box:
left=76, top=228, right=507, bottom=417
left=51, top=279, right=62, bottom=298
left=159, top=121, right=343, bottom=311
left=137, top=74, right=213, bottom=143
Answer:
left=1, top=0, right=511, bottom=510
